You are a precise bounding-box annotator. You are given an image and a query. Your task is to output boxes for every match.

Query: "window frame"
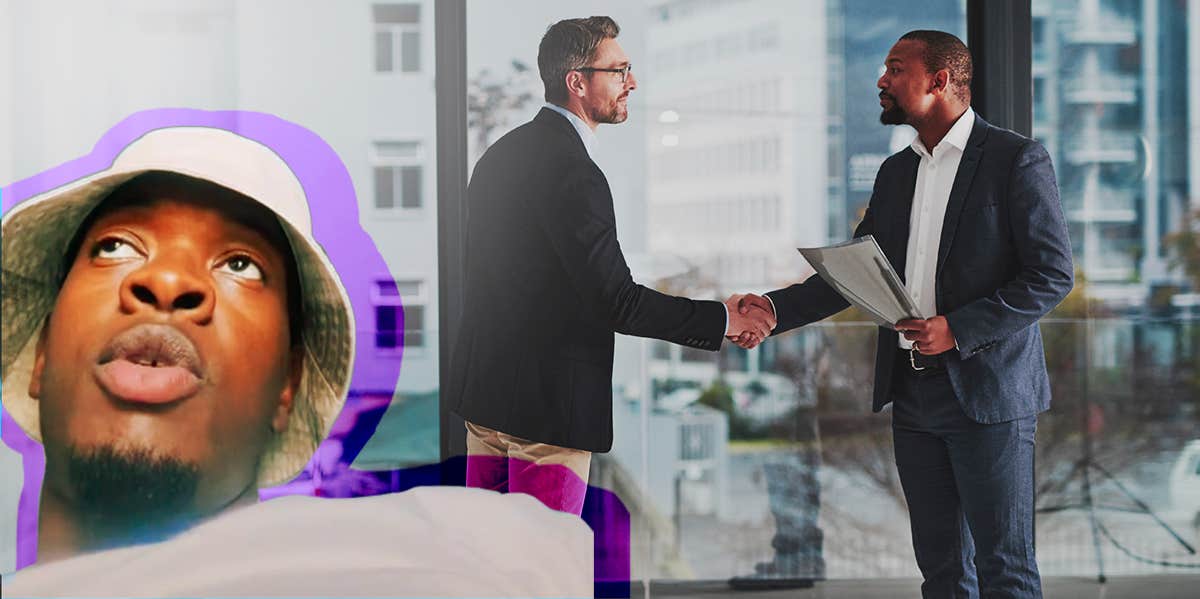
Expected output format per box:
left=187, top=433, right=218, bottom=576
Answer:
left=373, top=3, right=422, bottom=75
left=370, top=139, right=427, bottom=218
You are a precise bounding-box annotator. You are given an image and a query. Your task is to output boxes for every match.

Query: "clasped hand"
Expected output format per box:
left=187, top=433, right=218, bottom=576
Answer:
left=724, top=293, right=776, bottom=349
left=895, top=316, right=956, bottom=355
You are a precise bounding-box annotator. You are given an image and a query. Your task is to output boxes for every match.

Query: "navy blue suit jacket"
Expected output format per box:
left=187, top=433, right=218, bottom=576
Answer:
left=766, top=114, right=1074, bottom=423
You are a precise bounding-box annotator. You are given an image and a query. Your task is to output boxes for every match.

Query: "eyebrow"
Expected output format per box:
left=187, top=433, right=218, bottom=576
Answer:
left=886, top=58, right=903, bottom=66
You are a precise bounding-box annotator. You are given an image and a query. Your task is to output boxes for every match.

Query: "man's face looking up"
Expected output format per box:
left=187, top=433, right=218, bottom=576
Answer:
left=29, top=173, right=302, bottom=546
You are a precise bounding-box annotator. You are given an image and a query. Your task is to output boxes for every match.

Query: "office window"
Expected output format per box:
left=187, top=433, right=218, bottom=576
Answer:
left=372, top=141, right=424, bottom=211
left=373, top=3, right=420, bottom=73
left=372, top=278, right=425, bottom=350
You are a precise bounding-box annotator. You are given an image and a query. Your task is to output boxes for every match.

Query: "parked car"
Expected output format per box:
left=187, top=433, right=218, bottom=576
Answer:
left=1167, top=439, right=1200, bottom=539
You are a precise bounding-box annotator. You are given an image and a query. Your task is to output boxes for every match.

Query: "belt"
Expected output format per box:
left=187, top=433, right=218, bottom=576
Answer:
left=896, top=347, right=945, bottom=375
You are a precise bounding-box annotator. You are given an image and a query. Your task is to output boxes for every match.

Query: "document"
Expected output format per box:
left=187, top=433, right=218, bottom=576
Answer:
left=798, top=235, right=926, bottom=330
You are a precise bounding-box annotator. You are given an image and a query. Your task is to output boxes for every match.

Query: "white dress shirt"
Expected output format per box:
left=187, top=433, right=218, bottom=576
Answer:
left=543, top=103, right=598, bottom=160
left=899, top=107, right=975, bottom=349
left=542, top=103, right=733, bottom=335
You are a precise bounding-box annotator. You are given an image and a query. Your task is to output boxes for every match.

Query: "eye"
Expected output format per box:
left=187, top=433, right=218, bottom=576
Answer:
left=92, top=237, right=141, bottom=260
left=216, top=255, right=264, bottom=281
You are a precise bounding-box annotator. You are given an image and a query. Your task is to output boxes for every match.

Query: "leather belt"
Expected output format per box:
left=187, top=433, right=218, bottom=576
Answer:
left=897, top=347, right=945, bottom=375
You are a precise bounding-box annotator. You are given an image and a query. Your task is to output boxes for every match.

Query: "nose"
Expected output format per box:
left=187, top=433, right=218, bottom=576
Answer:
left=119, top=252, right=215, bottom=324
left=877, top=74, right=887, bottom=90
left=626, top=70, right=637, bottom=90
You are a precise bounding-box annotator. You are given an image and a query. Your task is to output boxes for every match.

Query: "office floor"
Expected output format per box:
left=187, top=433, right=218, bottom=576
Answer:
left=628, top=575, right=1200, bottom=599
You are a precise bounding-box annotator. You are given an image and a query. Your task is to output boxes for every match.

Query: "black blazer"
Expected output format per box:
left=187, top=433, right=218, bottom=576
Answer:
left=448, top=108, right=727, bottom=452
left=766, top=114, right=1074, bottom=423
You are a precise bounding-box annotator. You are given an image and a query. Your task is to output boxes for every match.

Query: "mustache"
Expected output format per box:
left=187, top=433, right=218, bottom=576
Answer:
left=99, top=323, right=204, bottom=377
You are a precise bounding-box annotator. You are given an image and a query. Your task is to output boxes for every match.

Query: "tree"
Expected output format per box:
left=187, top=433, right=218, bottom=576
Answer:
left=1164, top=206, right=1200, bottom=291
left=467, top=60, right=536, bottom=161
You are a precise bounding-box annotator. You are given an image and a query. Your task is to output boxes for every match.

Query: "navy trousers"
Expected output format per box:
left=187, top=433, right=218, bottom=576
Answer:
left=890, top=352, right=1042, bottom=599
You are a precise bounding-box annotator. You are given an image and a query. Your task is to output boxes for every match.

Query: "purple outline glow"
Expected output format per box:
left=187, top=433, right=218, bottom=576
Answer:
left=0, top=108, right=402, bottom=569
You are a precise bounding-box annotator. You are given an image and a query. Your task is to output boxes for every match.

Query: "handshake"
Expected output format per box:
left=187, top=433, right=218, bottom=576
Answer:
left=723, top=293, right=775, bottom=350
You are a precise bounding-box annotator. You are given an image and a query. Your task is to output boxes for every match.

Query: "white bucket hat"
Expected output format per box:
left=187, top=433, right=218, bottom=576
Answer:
left=1, top=126, right=355, bottom=488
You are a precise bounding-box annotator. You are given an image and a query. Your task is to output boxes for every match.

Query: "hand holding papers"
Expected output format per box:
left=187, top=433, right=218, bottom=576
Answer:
left=797, top=235, right=925, bottom=330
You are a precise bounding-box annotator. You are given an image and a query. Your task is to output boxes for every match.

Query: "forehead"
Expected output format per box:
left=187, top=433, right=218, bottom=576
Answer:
left=86, top=181, right=287, bottom=250
left=591, top=37, right=629, bottom=66
left=886, top=39, right=926, bottom=68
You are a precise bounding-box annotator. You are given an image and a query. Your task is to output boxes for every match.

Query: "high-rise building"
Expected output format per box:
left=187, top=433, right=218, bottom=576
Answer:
left=1033, top=0, right=1191, bottom=306
left=645, top=0, right=829, bottom=295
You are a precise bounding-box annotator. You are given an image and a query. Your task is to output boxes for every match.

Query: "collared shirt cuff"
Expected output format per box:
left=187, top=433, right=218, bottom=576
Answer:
left=722, top=303, right=730, bottom=336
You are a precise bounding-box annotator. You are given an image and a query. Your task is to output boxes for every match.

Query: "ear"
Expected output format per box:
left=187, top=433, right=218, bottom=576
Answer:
left=931, top=69, right=950, bottom=95
left=271, top=347, right=304, bottom=433
left=27, top=320, right=51, bottom=400
left=566, top=70, right=587, bottom=99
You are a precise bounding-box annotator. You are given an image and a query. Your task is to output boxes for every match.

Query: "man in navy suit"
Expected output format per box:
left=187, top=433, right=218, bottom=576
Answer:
left=735, top=31, right=1073, bottom=597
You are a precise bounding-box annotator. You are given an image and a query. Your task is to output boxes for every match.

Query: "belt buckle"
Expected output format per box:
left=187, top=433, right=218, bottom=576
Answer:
left=909, top=348, right=926, bottom=371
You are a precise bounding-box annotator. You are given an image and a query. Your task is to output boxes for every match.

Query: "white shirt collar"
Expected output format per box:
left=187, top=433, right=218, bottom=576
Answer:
left=910, top=106, right=975, bottom=159
left=544, top=102, right=598, bottom=160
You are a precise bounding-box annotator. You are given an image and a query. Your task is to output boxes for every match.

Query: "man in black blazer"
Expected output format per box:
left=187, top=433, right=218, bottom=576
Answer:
left=447, top=17, right=774, bottom=516
left=736, top=31, right=1073, bottom=597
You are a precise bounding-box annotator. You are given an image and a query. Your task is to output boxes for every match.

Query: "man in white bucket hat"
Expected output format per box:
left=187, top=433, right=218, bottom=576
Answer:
left=1, top=126, right=355, bottom=563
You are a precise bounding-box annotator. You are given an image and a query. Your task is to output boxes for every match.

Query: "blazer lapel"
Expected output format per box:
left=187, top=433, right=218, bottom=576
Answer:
left=935, top=115, right=989, bottom=274
left=886, top=149, right=920, bottom=283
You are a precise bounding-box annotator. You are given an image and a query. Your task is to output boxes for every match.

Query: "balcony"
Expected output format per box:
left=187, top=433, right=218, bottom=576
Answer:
left=1082, top=249, right=1139, bottom=282
left=1063, top=14, right=1137, bottom=45
left=1064, top=132, right=1140, bottom=164
left=1063, top=74, right=1138, bottom=104
left=1063, top=186, right=1139, bottom=223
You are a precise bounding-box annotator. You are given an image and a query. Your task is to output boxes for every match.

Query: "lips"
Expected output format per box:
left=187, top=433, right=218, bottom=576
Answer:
left=94, top=323, right=204, bottom=405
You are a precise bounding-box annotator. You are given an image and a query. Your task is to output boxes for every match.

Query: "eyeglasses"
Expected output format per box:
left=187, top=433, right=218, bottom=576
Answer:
left=574, top=64, right=633, bottom=83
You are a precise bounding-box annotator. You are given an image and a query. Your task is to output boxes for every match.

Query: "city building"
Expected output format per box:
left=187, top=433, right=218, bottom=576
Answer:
left=1033, top=0, right=1191, bottom=307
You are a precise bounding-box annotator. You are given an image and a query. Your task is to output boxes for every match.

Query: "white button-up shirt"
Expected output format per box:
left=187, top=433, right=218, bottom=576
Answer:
left=899, top=107, right=974, bottom=349
left=543, top=103, right=598, bottom=160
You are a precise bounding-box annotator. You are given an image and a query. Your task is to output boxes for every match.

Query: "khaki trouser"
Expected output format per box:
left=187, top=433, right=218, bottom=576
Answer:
left=464, top=422, right=592, bottom=515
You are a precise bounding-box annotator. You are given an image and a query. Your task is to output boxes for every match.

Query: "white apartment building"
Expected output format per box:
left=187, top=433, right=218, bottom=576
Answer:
left=645, top=0, right=830, bottom=295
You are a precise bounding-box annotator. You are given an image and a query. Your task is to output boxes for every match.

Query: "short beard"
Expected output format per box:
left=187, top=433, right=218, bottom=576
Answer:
left=880, top=104, right=907, bottom=125
left=66, top=444, right=201, bottom=551
left=595, top=103, right=628, bottom=125
left=878, top=93, right=902, bottom=125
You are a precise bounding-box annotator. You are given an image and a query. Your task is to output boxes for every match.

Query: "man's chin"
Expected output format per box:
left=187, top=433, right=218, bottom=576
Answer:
left=65, top=443, right=202, bottom=549
left=880, top=107, right=907, bottom=125
left=600, top=106, right=629, bottom=125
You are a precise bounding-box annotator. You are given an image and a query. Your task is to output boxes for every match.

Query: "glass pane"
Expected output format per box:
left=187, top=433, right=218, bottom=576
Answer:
left=373, top=3, right=420, bottom=25
left=374, top=166, right=395, bottom=209
left=375, top=30, right=393, bottom=72
left=400, top=165, right=422, bottom=208
left=394, top=280, right=423, bottom=296
left=375, top=140, right=421, bottom=158
left=375, top=305, right=399, bottom=349
left=376, top=279, right=401, bottom=296
left=404, top=305, right=425, bottom=348
left=401, top=30, right=421, bottom=72
left=1029, top=0, right=1199, bottom=579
